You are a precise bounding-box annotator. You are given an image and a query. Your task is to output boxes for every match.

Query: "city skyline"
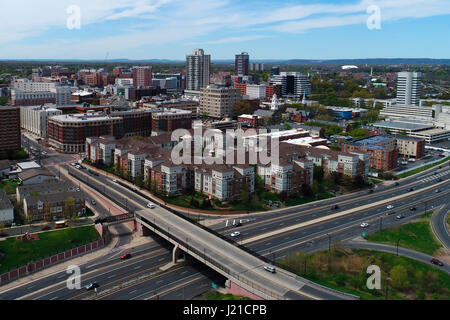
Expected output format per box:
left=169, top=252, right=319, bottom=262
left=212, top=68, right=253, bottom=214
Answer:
left=1, top=0, right=450, bottom=60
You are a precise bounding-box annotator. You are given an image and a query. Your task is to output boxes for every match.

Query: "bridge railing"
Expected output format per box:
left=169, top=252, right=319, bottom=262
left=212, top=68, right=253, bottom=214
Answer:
left=130, top=187, right=273, bottom=265
left=138, top=215, right=285, bottom=300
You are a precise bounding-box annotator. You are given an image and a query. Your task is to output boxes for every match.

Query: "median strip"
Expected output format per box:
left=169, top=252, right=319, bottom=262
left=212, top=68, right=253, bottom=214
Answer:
left=242, top=180, right=449, bottom=245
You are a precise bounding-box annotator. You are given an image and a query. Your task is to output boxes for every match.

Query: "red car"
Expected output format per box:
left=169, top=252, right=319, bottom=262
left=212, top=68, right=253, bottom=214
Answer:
left=430, top=258, right=444, bottom=266
left=120, top=252, right=131, bottom=260
left=41, top=225, right=52, bottom=231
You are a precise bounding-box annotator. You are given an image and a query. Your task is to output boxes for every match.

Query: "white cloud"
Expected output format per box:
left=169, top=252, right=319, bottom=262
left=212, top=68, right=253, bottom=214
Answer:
left=1, top=0, right=449, bottom=58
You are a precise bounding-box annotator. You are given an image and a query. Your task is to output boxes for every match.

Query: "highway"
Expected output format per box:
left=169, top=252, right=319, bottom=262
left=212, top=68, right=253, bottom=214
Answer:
left=30, top=162, right=446, bottom=300
left=2, top=136, right=449, bottom=300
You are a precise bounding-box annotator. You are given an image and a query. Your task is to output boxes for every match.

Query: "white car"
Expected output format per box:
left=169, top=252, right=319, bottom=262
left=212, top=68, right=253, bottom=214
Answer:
left=360, top=222, right=369, bottom=228
left=70, top=163, right=77, bottom=166
left=41, top=151, right=47, bottom=155
left=230, top=231, right=241, bottom=237
left=112, top=179, right=118, bottom=183
left=263, top=266, right=276, bottom=273
left=147, top=202, right=155, bottom=209
left=386, top=205, right=394, bottom=210
left=75, top=165, right=81, bottom=169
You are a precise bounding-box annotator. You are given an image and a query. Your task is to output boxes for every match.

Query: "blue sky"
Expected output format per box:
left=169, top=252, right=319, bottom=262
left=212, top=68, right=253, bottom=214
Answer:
left=1, top=0, right=449, bottom=60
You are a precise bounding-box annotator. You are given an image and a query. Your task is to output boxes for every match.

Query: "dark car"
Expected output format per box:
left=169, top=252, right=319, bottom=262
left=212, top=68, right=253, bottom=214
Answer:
left=396, top=214, right=404, bottom=219
left=410, top=206, right=417, bottom=211
left=430, top=258, right=444, bottom=266
left=368, top=189, right=374, bottom=194
left=235, top=222, right=242, bottom=227
left=395, top=182, right=400, bottom=186
left=437, top=178, right=442, bottom=182
left=41, top=225, right=52, bottom=231
left=331, top=205, right=339, bottom=210
left=85, top=282, right=99, bottom=290
left=407, top=187, right=414, bottom=192
left=88, top=169, right=94, bottom=174
left=120, top=252, right=132, bottom=260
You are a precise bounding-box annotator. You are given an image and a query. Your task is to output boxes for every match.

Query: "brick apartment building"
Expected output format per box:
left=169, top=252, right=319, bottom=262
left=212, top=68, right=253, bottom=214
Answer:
left=342, top=136, right=399, bottom=171
left=0, top=106, right=21, bottom=152
left=23, top=191, right=86, bottom=221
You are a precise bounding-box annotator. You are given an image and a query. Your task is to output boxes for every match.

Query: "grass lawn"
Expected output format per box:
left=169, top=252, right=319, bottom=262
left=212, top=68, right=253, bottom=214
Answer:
left=165, top=194, right=268, bottom=212
left=285, top=191, right=333, bottom=207
left=81, top=207, right=95, bottom=217
left=205, top=291, right=252, bottom=300
left=366, top=221, right=442, bottom=255
left=278, top=248, right=450, bottom=300
left=0, top=226, right=100, bottom=273
left=396, top=157, right=450, bottom=179
left=0, top=180, right=19, bottom=195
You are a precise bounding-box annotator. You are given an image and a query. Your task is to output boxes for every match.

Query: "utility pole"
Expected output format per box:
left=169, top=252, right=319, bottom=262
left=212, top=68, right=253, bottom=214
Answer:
left=396, top=239, right=401, bottom=256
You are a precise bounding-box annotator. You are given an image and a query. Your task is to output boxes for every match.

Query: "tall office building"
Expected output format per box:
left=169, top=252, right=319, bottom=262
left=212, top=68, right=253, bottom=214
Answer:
left=235, top=52, right=249, bottom=76
left=132, top=66, right=152, bottom=87
left=396, top=72, right=422, bottom=106
left=250, top=63, right=265, bottom=72
left=270, top=72, right=311, bottom=98
left=186, top=49, right=211, bottom=91
left=0, top=106, right=21, bottom=152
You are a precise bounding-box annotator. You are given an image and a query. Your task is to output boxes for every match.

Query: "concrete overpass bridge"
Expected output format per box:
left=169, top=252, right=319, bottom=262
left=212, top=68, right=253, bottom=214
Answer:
left=134, top=207, right=357, bottom=300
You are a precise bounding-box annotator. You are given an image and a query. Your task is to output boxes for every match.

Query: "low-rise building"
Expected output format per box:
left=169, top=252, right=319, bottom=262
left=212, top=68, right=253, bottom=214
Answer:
left=342, top=136, right=399, bottom=171
left=23, top=191, right=86, bottom=221
left=16, top=179, right=75, bottom=202
left=0, top=160, right=11, bottom=178
left=18, top=168, right=55, bottom=185
left=0, top=189, right=14, bottom=225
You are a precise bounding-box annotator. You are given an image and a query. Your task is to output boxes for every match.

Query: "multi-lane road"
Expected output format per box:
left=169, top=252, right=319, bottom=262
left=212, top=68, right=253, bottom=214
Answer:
left=6, top=159, right=442, bottom=300
left=2, top=136, right=449, bottom=300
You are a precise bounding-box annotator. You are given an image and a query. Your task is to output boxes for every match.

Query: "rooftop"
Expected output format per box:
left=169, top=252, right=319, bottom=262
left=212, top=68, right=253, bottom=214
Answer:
left=0, top=189, right=13, bottom=210
left=373, top=121, right=432, bottom=131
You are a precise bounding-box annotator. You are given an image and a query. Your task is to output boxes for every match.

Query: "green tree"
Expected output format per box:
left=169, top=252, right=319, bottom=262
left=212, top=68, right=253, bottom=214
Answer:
left=313, top=165, right=324, bottom=183
left=232, top=101, right=253, bottom=118
left=135, top=174, right=145, bottom=188
left=240, top=183, right=250, bottom=204
left=254, top=174, right=265, bottom=194
left=0, top=96, right=7, bottom=106
left=64, top=197, right=75, bottom=220
left=390, top=265, right=409, bottom=289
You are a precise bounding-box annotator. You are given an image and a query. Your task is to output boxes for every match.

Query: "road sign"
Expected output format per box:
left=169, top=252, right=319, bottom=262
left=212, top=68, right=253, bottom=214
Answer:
left=362, top=232, right=366, bottom=237
left=212, top=283, right=218, bottom=289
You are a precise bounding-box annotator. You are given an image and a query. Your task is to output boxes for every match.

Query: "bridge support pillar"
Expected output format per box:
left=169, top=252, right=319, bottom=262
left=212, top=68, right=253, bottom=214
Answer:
left=136, top=221, right=151, bottom=237
left=225, top=280, right=265, bottom=300
left=172, top=244, right=182, bottom=264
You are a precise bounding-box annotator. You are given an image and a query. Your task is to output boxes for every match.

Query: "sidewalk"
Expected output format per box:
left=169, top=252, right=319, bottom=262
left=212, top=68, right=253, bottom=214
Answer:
left=0, top=234, right=119, bottom=294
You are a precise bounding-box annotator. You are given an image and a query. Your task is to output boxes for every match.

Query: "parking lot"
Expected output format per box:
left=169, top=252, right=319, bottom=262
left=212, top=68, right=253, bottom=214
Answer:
left=392, top=148, right=447, bottom=173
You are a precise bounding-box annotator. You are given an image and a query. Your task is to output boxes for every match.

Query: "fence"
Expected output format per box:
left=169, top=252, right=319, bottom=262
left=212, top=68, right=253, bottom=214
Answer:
left=0, top=237, right=106, bottom=287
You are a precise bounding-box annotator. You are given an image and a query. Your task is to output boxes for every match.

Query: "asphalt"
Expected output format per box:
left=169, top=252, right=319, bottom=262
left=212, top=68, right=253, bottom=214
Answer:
left=342, top=241, right=450, bottom=274
left=431, top=203, right=450, bottom=249
left=3, top=134, right=449, bottom=300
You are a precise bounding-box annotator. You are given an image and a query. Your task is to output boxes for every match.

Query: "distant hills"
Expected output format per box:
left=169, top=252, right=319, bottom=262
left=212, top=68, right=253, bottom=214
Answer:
left=1, top=58, right=449, bottom=65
